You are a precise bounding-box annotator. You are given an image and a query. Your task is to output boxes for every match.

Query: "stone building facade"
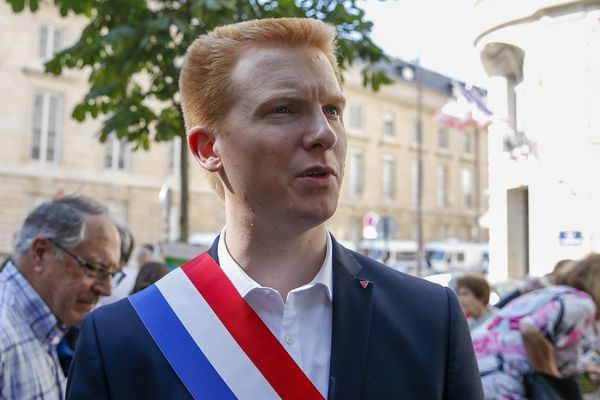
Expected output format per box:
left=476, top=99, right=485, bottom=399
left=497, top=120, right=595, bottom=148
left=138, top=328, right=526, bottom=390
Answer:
left=0, top=2, right=488, bottom=258
left=475, top=0, right=600, bottom=280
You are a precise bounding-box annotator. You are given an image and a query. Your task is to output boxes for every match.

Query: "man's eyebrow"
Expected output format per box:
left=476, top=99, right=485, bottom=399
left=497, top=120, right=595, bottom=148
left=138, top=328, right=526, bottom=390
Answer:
left=329, top=94, right=346, bottom=108
left=257, top=92, right=346, bottom=106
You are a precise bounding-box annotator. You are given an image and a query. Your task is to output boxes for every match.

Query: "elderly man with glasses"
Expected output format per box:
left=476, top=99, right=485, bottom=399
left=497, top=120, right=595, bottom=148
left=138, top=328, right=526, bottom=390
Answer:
left=0, top=195, right=121, bottom=400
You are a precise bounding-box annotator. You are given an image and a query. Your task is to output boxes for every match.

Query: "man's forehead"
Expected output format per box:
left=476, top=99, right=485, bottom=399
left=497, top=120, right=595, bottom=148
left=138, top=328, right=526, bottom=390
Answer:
left=80, top=215, right=120, bottom=248
left=231, top=44, right=342, bottom=98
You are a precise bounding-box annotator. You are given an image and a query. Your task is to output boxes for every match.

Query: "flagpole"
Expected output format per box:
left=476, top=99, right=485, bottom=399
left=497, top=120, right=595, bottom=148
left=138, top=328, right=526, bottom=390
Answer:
left=415, top=58, right=424, bottom=278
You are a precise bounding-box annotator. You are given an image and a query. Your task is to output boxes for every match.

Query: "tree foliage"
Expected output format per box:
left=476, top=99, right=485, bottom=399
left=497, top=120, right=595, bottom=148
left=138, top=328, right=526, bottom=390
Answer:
left=8, top=0, right=391, bottom=239
left=9, top=0, right=390, bottom=147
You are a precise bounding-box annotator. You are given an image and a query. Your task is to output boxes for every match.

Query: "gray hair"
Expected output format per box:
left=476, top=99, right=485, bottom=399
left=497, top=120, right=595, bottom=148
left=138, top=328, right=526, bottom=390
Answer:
left=14, top=195, right=109, bottom=260
left=116, top=223, right=135, bottom=265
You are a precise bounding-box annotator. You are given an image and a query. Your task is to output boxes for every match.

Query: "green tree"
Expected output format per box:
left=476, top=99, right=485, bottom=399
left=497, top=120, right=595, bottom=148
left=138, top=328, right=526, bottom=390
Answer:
left=8, top=0, right=390, bottom=241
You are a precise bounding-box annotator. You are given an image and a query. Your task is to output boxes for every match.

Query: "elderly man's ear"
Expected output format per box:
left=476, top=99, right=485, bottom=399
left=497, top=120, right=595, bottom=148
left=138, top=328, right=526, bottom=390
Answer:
left=187, top=126, right=222, bottom=172
left=30, top=237, right=52, bottom=272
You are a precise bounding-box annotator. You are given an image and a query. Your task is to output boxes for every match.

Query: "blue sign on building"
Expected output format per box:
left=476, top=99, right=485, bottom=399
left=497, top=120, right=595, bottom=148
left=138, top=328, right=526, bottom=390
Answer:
left=559, top=231, right=583, bottom=246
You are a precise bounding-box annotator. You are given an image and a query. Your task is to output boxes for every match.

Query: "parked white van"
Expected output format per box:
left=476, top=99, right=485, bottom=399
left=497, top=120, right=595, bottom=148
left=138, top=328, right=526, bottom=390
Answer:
left=358, top=239, right=423, bottom=273
left=424, top=240, right=488, bottom=274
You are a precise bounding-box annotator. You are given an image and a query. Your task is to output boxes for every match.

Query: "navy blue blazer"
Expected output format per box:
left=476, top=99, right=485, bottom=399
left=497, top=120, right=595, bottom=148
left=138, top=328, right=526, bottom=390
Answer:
left=66, top=237, right=483, bottom=399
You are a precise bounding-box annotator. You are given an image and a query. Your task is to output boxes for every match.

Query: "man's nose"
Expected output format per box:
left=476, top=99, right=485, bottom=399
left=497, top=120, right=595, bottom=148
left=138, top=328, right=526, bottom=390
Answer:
left=93, top=278, right=112, bottom=297
left=302, top=110, right=337, bottom=151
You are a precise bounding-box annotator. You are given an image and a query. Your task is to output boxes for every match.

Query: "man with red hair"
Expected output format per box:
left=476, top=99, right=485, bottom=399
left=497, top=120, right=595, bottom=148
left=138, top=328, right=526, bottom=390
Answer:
left=67, top=18, right=482, bottom=400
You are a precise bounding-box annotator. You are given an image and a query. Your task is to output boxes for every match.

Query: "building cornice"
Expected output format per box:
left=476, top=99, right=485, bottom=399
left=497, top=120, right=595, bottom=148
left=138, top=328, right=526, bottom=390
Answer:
left=474, top=0, right=600, bottom=45
left=0, top=163, right=213, bottom=194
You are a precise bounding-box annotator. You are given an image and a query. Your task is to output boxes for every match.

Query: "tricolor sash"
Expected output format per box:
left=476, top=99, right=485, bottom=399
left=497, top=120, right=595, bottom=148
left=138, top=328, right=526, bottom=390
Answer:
left=129, top=252, right=325, bottom=400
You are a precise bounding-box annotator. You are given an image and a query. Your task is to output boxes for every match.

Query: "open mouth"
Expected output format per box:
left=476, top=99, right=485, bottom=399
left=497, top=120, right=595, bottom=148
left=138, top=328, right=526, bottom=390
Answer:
left=305, top=171, right=327, bottom=177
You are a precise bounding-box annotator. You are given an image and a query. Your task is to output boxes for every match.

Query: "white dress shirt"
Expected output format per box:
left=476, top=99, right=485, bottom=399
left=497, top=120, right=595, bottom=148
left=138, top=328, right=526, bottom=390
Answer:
left=217, top=228, right=333, bottom=398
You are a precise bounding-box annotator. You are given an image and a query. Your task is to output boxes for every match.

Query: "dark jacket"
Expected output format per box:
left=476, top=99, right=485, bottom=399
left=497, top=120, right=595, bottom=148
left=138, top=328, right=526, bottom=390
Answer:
left=66, top=237, right=483, bottom=399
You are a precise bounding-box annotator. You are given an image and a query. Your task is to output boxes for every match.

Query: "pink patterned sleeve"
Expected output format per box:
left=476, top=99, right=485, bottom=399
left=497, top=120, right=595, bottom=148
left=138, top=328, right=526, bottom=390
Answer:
left=554, top=293, right=596, bottom=349
left=520, top=292, right=595, bottom=349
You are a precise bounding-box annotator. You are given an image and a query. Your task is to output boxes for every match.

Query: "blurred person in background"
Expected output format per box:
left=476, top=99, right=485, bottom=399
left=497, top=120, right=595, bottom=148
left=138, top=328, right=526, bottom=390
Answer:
left=130, top=261, right=170, bottom=295
left=473, top=254, right=600, bottom=399
left=58, top=223, right=134, bottom=374
left=552, top=258, right=576, bottom=285
left=494, top=272, right=553, bottom=309
left=97, top=242, right=153, bottom=307
left=455, top=274, right=498, bottom=333
left=0, top=196, right=121, bottom=400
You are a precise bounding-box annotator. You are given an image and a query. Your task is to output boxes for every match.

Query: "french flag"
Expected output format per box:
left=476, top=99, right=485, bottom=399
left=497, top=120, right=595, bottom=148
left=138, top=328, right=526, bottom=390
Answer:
left=129, top=253, right=324, bottom=400
left=436, top=83, right=492, bottom=130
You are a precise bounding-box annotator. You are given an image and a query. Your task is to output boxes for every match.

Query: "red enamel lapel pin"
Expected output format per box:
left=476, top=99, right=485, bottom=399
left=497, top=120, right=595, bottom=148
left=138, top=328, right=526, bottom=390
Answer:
left=359, top=280, right=369, bottom=289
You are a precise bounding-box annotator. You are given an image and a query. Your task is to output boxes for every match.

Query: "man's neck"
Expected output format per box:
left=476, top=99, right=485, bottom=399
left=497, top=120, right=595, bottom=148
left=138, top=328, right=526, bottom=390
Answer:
left=224, top=223, right=328, bottom=301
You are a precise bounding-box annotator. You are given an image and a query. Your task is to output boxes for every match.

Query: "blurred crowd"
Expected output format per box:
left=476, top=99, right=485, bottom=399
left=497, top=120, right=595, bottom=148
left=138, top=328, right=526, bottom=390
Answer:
left=453, top=257, right=600, bottom=399
left=0, top=195, right=169, bottom=399
left=3, top=194, right=600, bottom=399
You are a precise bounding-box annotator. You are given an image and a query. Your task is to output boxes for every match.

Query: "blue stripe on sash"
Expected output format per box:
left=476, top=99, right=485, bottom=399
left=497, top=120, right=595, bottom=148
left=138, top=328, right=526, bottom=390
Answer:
left=129, top=285, right=236, bottom=400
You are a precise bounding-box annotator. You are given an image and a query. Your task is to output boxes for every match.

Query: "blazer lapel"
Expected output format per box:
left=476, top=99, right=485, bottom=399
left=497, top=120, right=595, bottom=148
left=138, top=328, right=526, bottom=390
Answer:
left=328, top=240, right=373, bottom=400
left=207, top=235, right=220, bottom=263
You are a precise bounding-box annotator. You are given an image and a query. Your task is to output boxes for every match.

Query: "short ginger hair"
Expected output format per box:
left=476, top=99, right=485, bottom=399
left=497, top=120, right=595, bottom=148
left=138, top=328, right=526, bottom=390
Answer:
left=456, top=274, right=491, bottom=306
left=179, top=18, right=341, bottom=196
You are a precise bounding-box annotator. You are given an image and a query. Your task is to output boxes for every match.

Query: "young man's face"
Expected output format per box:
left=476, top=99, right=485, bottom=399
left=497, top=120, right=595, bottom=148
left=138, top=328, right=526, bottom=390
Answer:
left=214, top=44, right=347, bottom=229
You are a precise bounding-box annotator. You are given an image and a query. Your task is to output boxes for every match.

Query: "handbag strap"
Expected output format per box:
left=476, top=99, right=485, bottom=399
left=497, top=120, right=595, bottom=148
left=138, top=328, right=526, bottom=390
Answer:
left=545, top=296, right=565, bottom=345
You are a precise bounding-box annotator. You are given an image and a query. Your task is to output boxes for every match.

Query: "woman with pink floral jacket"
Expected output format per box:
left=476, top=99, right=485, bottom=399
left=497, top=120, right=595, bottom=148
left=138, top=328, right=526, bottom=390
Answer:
left=472, top=254, right=600, bottom=399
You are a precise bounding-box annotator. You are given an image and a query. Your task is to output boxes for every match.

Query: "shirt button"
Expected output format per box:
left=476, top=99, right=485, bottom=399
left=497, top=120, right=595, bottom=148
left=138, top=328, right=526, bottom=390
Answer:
left=284, top=335, right=294, bottom=345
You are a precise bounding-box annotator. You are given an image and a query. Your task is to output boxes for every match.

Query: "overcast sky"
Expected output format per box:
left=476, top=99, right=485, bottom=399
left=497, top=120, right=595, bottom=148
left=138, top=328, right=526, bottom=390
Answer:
left=360, top=0, right=488, bottom=87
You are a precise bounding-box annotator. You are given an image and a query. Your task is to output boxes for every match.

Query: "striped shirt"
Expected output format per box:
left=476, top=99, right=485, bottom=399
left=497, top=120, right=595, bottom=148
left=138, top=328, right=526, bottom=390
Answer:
left=0, top=261, right=67, bottom=399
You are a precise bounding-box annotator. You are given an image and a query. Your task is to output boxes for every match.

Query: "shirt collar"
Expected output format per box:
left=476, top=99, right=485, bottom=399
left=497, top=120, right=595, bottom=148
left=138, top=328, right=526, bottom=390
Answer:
left=217, top=227, right=333, bottom=302
left=2, top=261, right=67, bottom=347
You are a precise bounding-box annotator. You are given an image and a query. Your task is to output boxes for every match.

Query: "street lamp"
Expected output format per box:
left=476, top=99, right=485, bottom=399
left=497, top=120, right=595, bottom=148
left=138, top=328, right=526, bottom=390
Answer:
left=400, top=60, right=425, bottom=277
left=159, top=184, right=172, bottom=243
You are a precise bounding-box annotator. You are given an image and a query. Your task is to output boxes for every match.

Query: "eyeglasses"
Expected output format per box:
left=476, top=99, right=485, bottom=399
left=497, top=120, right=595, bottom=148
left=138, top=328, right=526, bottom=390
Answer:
left=48, top=238, right=126, bottom=285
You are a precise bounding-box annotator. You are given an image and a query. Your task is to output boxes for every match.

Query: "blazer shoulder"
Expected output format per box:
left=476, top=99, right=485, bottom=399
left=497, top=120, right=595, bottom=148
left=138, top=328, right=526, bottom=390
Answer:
left=335, top=244, right=455, bottom=321
left=89, top=297, right=150, bottom=346
left=342, top=246, right=447, bottom=294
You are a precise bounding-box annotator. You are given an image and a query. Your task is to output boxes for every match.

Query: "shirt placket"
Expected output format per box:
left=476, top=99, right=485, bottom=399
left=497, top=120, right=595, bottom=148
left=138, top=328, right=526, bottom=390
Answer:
left=280, top=294, right=302, bottom=369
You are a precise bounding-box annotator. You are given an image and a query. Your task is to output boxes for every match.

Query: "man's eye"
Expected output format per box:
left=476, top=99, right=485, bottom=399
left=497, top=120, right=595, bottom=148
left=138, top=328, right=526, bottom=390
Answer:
left=84, top=263, right=100, bottom=273
left=274, top=106, right=290, bottom=114
left=324, top=106, right=339, bottom=115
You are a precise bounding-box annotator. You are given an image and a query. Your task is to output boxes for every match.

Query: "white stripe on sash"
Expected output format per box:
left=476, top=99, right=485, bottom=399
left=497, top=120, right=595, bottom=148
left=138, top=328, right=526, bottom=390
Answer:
left=156, top=268, right=281, bottom=400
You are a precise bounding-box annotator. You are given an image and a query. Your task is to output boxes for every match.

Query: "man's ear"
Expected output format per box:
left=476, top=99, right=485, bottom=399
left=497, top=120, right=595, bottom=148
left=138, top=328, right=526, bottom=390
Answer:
left=30, top=237, right=52, bottom=272
left=188, top=126, right=222, bottom=172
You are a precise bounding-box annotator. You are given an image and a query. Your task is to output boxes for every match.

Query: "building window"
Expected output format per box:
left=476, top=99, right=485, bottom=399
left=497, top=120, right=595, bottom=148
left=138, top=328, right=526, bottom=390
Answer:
left=39, top=25, right=64, bottom=60
left=437, top=127, right=449, bottom=149
left=31, top=92, right=63, bottom=163
left=349, top=104, right=363, bottom=130
left=462, top=131, right=473, bottom=153
left=436, top=165, right=449, bottom=207
left=461, top=168, right=473, bottom=208
left=105, top=135, right=131, bottom=171
left=411, top=159, right=420, bottom=205
left=381, top=155, right=396, bottom=200
left=349, top=149, right=364, bottom=198
left=412, top=120, right=422, bottom=144
left=383, top=111, right=395, bottom=137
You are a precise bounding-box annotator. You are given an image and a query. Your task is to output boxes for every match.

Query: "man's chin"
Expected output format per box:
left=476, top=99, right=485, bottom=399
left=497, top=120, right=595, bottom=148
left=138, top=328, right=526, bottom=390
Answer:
left=295, top=207, right=336, bottom=229
left=69, top=302, right=96, bottom=322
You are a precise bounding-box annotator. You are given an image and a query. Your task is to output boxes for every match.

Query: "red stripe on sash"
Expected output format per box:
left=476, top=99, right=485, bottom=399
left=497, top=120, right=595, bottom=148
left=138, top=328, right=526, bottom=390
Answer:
left=182, top=253, right=324, bottom=400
